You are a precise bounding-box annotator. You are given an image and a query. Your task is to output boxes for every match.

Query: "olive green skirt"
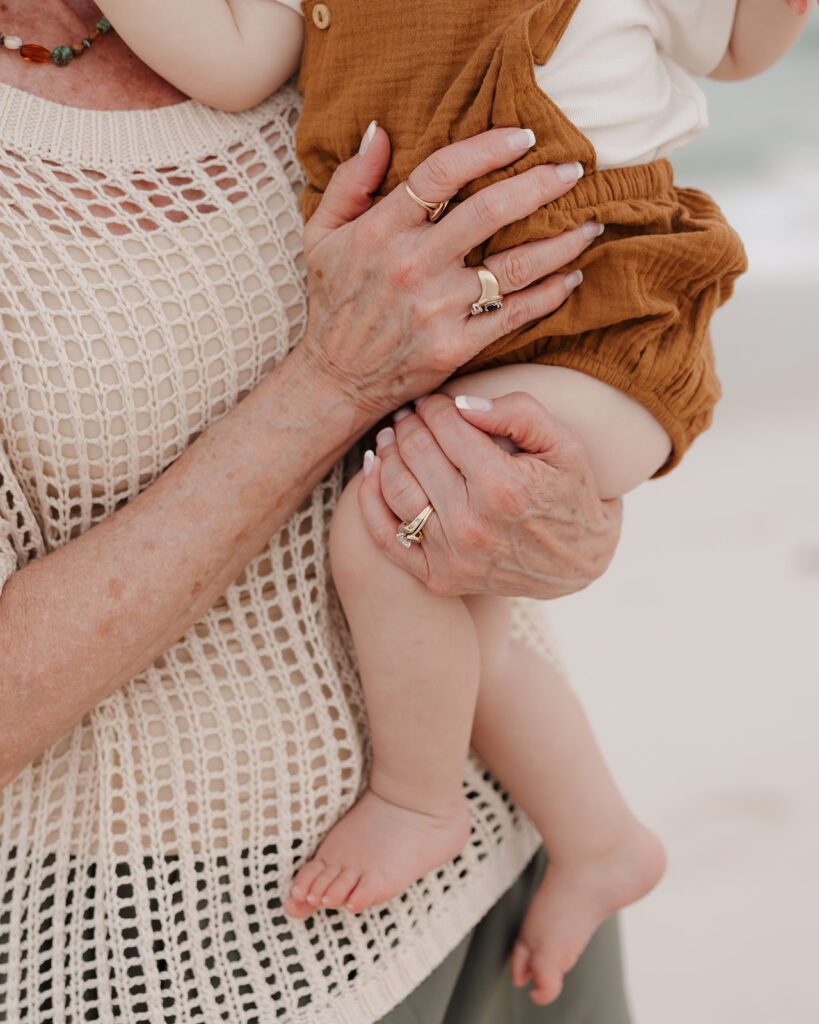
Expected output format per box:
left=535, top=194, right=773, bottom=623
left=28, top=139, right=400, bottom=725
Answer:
left=378, top=847, right=632, bottom=1024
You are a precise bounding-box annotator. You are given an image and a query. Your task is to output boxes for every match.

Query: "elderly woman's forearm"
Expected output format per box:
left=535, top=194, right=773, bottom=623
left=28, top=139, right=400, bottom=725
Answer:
left=0, top=348, right=367, bottom=790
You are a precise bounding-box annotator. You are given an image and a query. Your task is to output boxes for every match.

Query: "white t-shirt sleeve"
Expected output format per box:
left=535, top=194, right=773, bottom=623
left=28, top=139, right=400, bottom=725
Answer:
left=272, top=0, right=304, bottom=15
left=651, top=0, right=739, bottom=76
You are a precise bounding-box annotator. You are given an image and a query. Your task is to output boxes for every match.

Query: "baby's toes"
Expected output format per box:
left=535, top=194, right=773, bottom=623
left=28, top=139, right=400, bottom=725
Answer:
left=282, top=895, right=316, bottom=920
left=529, top=958, right=564, bottom=1006
left=289, top=858, right=328, bottom=904
left=321, top=869, right=361, bottom=909
left=305, top=864, right=343, bottom=905
left=509, top=941, right=533, bottom=988
left=345, top=872, right=384, bottom=914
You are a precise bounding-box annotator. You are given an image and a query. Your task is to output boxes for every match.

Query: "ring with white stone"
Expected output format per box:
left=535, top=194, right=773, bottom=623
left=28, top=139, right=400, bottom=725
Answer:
left=396, top=504, right=435, bottom=547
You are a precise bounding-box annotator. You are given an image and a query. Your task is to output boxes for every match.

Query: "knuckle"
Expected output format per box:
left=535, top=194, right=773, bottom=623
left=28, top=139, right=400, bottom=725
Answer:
left=418, top=151, right=452, bottom=196
left=502, top=294, right=536, bottom=332
left=499, top=249, right=532, bottom=292
left=398, top=424, right=433, bottom=461
left=469, top=188, right=501, bottom=227
left=536, top=163, right=563, bottom=197
left=388, top=474, right=421, bottom=510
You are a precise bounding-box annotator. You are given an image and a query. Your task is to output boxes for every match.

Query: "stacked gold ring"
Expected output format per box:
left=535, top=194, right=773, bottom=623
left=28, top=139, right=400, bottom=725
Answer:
left=404, top=183, right=449, bottom=223
left=396, top=503, right=435, bottom=547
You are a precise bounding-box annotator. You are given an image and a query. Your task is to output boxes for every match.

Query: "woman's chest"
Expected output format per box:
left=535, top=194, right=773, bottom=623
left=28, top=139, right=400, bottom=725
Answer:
left=0, top=131, right=308, bottom=547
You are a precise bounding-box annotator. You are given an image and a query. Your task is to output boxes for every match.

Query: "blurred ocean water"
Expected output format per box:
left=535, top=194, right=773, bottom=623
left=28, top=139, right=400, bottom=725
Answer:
left=671, top=20, right=819, bottom=282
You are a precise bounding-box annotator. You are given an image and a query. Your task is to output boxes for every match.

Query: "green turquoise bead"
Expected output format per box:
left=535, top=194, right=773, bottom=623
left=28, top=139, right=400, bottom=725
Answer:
left=51, top=45, right=73, bottom=66
left=96, top=17, right=112, bottom=33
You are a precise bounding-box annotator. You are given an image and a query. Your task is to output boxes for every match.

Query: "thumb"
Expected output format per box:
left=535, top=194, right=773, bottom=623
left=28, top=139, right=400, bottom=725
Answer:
left=304, top=122, right=391, bottom=245
left=453, top=391, right=579, bottom=466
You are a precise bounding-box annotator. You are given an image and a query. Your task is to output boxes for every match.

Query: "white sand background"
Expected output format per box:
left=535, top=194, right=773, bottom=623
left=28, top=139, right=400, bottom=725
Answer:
left=547, top=26, right=819, bottom=1024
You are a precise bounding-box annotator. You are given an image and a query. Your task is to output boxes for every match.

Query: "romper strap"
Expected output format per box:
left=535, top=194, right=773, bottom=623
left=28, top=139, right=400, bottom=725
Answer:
left=530, top=0, right=582, bottom=65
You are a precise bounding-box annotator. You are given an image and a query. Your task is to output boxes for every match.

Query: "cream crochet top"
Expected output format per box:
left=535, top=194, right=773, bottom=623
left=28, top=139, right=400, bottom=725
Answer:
left=0, top=81, right=554, bottom=1023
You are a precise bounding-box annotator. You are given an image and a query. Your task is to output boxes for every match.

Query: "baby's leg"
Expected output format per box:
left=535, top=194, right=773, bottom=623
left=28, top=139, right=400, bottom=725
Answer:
left=442, top=360, right=666, bottom=1005
left=284, top=471, right=476, bottom=918
left=467, top=593, right=666, bottom=1006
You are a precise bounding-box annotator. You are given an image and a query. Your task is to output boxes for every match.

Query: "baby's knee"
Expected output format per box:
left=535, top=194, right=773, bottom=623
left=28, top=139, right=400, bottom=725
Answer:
left=329, top=471, right=381, bottom=592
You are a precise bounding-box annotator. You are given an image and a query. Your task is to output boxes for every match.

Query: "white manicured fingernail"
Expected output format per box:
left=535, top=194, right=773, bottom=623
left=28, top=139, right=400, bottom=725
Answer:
left=555, top=161, right=584, bottom=183
left=564, top=269, right=583, bottom=291
left=506, top=128, right=536, bottom=152
left=393, top=406, right=412, bottom=423
left=359, top=120, right=377, bottom=156
left=362, top=449, right=375, bottom=477
left=455, top=395, right=493, bottom=412
left=581, top=221, right=604, bottom=239
left=413, top=394, right=430, bottom=408
left=375, top=427, right=395, bottom=448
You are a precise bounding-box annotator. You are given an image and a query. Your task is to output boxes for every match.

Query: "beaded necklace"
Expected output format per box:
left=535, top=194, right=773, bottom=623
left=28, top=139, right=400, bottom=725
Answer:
left=0, top=16, right=112, bottom=67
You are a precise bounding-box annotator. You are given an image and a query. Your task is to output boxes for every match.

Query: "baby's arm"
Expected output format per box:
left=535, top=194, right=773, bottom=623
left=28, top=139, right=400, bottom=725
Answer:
left=709, top=0, right=813, bottom=81
left=96, top=0, right=303, bottom=110
left=439, top=365, right=672, bottom=500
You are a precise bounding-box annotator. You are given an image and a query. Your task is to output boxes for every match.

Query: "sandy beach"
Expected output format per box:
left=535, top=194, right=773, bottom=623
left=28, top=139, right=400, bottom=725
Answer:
left=542, top=25, right=819, bottom=1019
left=547, top=273, right=819, bottom=1022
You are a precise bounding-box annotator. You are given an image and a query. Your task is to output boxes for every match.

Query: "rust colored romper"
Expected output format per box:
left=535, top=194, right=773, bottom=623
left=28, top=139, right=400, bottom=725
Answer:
left=296, top=0, right=748, bottom=473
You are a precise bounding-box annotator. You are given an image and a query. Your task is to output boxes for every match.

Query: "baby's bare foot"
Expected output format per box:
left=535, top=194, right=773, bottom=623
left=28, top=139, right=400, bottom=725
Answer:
left=283, top=787, right=471, bottom=918
left=510, top=823, right=666, bottom=1005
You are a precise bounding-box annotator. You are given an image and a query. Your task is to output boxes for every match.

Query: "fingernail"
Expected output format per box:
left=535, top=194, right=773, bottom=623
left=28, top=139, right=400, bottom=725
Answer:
left=375, top=426, right=395, bottom=448
left=393, top=406, right=412, bottom=423
left=506, top=128, right=536, bottom=152
left=359, top=119, right=377, bottom=156
left=413, top=394, right=430, bottom=409
left=581, top=220, right=604, bottom=240
left=455, top=394, right=493, bottom=412
left=362, top=449, right=375, bottom=477
left=555, top=161, right=584, bottom=184
left=564, top=269, right=583, bottom=291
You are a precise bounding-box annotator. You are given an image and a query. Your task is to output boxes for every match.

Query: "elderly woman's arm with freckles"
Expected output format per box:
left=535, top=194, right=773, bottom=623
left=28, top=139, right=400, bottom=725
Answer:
left=0, top=127, right=615, bottom=789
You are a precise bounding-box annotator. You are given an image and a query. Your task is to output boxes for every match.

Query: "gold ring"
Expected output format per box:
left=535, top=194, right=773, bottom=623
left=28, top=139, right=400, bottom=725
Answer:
left=396, top=503, right=435, bottom=547
left=470, top=266, right=504, bottom=315
left=404, top=182, right=449, bottom=223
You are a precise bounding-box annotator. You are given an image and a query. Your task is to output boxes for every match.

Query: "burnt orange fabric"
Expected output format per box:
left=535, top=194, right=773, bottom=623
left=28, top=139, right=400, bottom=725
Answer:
left=296, top=0, right=748, bottom=473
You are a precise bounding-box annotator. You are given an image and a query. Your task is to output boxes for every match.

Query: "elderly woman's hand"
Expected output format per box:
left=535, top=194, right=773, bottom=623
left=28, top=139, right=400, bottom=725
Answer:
left=357, top=392, right=623, bottom=599
left=299, top=124, right=594, bottom=424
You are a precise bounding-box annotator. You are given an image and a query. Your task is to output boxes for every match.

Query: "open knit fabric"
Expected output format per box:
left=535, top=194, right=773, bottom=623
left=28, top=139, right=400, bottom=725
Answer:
left=0, top=82, right=554, bottom=1022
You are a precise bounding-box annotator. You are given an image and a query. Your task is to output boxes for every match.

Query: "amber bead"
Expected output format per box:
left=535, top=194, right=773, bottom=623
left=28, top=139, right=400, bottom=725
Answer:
left=71, top=43, right=85, bottom=57
left=20, top=44, right=52, bottom=64
left=89, top=28, right=101, bottom=42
